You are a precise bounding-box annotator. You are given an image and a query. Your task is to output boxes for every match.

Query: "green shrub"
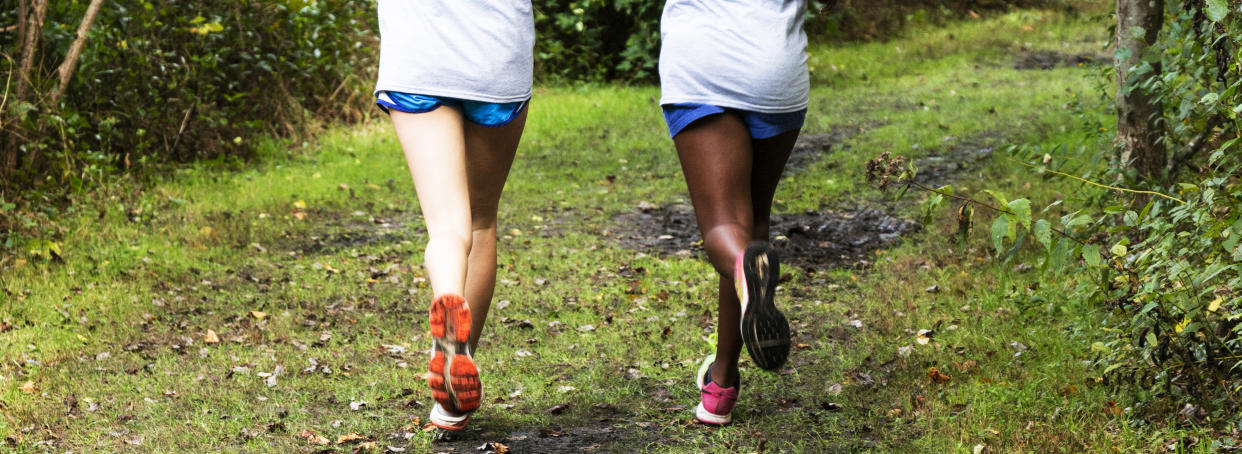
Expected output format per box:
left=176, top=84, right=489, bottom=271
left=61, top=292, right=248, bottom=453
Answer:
left=883, top=0, right=1242, bottom=429
left=533, top=0, right=663, bottom=83
left=1088, top=0, right=1241, bottom=425
left=2, top=0, right=376, bottom=186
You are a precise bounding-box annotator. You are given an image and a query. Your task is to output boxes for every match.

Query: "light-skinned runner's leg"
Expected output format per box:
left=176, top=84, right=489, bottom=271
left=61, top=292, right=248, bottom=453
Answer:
left=462, top=107, right=528, bottom=351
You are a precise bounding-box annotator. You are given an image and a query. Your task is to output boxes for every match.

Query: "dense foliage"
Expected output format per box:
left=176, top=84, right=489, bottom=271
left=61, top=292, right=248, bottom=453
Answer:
left=1, top=0, right=376, bottom=189
left=877, top=0, right=1242, bottom=430
left=1091, top=0, right=1241, bottom=427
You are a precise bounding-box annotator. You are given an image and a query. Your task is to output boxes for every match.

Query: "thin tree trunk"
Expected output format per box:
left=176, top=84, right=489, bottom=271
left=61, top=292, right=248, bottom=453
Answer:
left=4, top=0, right=49, bottom=176
left=1115, top=0, right=1167, bottom=181
left=51, top=0, right=106, bottom=106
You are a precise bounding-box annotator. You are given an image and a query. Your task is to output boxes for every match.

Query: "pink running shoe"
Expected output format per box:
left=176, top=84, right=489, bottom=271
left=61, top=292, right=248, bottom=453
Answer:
left=695, top=355, right=739, bottom=425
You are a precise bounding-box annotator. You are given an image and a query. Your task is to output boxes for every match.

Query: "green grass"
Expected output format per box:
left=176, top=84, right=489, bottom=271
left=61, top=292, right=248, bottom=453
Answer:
left=0, top=7, right=1218, bottom=453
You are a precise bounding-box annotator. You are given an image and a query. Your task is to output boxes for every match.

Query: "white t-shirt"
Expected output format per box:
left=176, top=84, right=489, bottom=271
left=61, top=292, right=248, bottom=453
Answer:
left=659, top=0, right=810, bottom=113
left=374, top=0, right=534, bottom=103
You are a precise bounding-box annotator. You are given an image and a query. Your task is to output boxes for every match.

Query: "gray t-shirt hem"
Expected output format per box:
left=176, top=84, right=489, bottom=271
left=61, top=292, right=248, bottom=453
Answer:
left=658, top=96, right=809, bottom=114
left=373, top=85, right=533, bottom=104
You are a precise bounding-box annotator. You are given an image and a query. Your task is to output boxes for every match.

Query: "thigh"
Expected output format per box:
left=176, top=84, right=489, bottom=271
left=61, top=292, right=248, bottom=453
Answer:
left=390, top=107, right=470, bottom=235
left=463, top=107, right=528, bottom=228
left=672, top=113, right=756, bottom=233
left=748, top=128, right=799, bottom=239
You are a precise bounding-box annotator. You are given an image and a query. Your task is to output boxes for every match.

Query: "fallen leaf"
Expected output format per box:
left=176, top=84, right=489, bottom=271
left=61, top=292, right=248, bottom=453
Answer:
left=928, top=367, right=951, bottom=385
left=293, top=200, right=307, bottom=210
left=955, top=360, right=979, bottom=372
left=298, top=429, right=330, bottom=445
left=204, top=329, right=220, bottom=344
left=974, top=443, right=988, bottom=454
left=336, top=432, right=367, bottom=444
left=19, top=381, right=38, bottom=394
left=916, top=329, right=934, bottom=345
left=349, top=401, right=366, bottom=411
left=1208, top=296, right=1223, bottom=312
left=247, top=310, right=268, bottom=320
left=925, top=284, right=941, bottom=293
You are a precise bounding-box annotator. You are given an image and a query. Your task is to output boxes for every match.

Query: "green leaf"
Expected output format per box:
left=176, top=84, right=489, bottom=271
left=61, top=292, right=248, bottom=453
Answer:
left=982, top=189, right=1008, bottom=207
left=1006, top=198, right=1032, bottom=231
left=1033, top=219, right=1052, bottom=251
left=1110, top=243, right=1128, bottom=257
left=991, top=216, right=1008, bottom=255
left=1206, top=0, right=1228, bottom=22
left=1049, top=237, right=1070, bottom=270
left=1083, top=244, right=1102, bottom=267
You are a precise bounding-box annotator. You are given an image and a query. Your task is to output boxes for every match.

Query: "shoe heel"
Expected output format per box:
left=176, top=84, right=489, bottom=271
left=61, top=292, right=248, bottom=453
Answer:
left=449, top=355, right=480, bottom=411
left=428, top=351, right=451, bottom=406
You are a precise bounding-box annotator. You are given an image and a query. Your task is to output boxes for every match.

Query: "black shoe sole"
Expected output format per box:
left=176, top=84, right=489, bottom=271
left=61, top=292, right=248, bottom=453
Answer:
left=738, top=242, right=790, bottom=371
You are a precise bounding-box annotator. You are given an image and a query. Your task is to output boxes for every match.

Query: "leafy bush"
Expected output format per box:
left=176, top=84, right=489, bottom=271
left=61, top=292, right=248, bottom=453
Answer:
left=874, top=0, right=1242, bottom=429
left=2, top=0, right=376, bottom=187
left=533, top=0, right=663, bottom=83
left=1088, top=0, right=1241, bottom=425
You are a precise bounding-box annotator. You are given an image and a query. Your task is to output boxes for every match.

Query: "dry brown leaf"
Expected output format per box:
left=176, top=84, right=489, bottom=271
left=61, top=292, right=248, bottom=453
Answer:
left=927, top=367, right=951, bottom=385
left=204, top=329, right=220, bottom=344
left=954, top=360, right=978, bottom=372
left=20, top=381, right=38, bottom=394
left=336, top=432, right=367, bottom=444
left=298, top=429, right=329, bottom=445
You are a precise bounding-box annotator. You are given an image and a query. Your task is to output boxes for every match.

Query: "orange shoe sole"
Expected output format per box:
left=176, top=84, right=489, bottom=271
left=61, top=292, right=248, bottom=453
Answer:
left=427, top=294, right=480, bottom=413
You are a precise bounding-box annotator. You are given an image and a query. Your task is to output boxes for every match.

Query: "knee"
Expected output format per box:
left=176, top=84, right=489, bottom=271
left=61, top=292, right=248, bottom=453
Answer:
left=701, top=222, right=752, bottom=248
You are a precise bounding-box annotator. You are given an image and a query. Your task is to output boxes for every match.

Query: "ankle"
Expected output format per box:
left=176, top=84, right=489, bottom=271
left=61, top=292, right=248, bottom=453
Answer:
left=711, top=361, right=740, bottom=388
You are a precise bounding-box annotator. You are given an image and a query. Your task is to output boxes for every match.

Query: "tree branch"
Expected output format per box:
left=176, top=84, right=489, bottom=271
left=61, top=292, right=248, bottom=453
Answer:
left=901, top=179, right=1091, bottom=249
left=51, top=0, right=106, bottom=105
left=1169, top=114, right=1225, bottom=174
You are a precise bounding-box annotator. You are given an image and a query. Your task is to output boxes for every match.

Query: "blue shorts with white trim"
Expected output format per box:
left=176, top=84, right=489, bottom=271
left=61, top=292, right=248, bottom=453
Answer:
left=376, top=91, right=527, bottom=128
left=662, top=103, right=806, bottom=139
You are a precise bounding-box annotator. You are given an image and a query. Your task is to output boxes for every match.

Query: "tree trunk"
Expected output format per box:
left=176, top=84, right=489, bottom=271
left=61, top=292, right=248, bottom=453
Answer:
left=3, top=0, right=49, bottom=179
left=1115, top=0, right=1167, bottom=181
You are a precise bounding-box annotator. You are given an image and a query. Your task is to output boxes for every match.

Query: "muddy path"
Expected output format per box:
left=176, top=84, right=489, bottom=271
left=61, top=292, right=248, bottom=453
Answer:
left=610, top=131, right=929, bottom=270
left=1012, top=49, right=1109, bottom=70
left=426, top=418, right=666, bottom=453
left=612, top=202, right=920, bottom=270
